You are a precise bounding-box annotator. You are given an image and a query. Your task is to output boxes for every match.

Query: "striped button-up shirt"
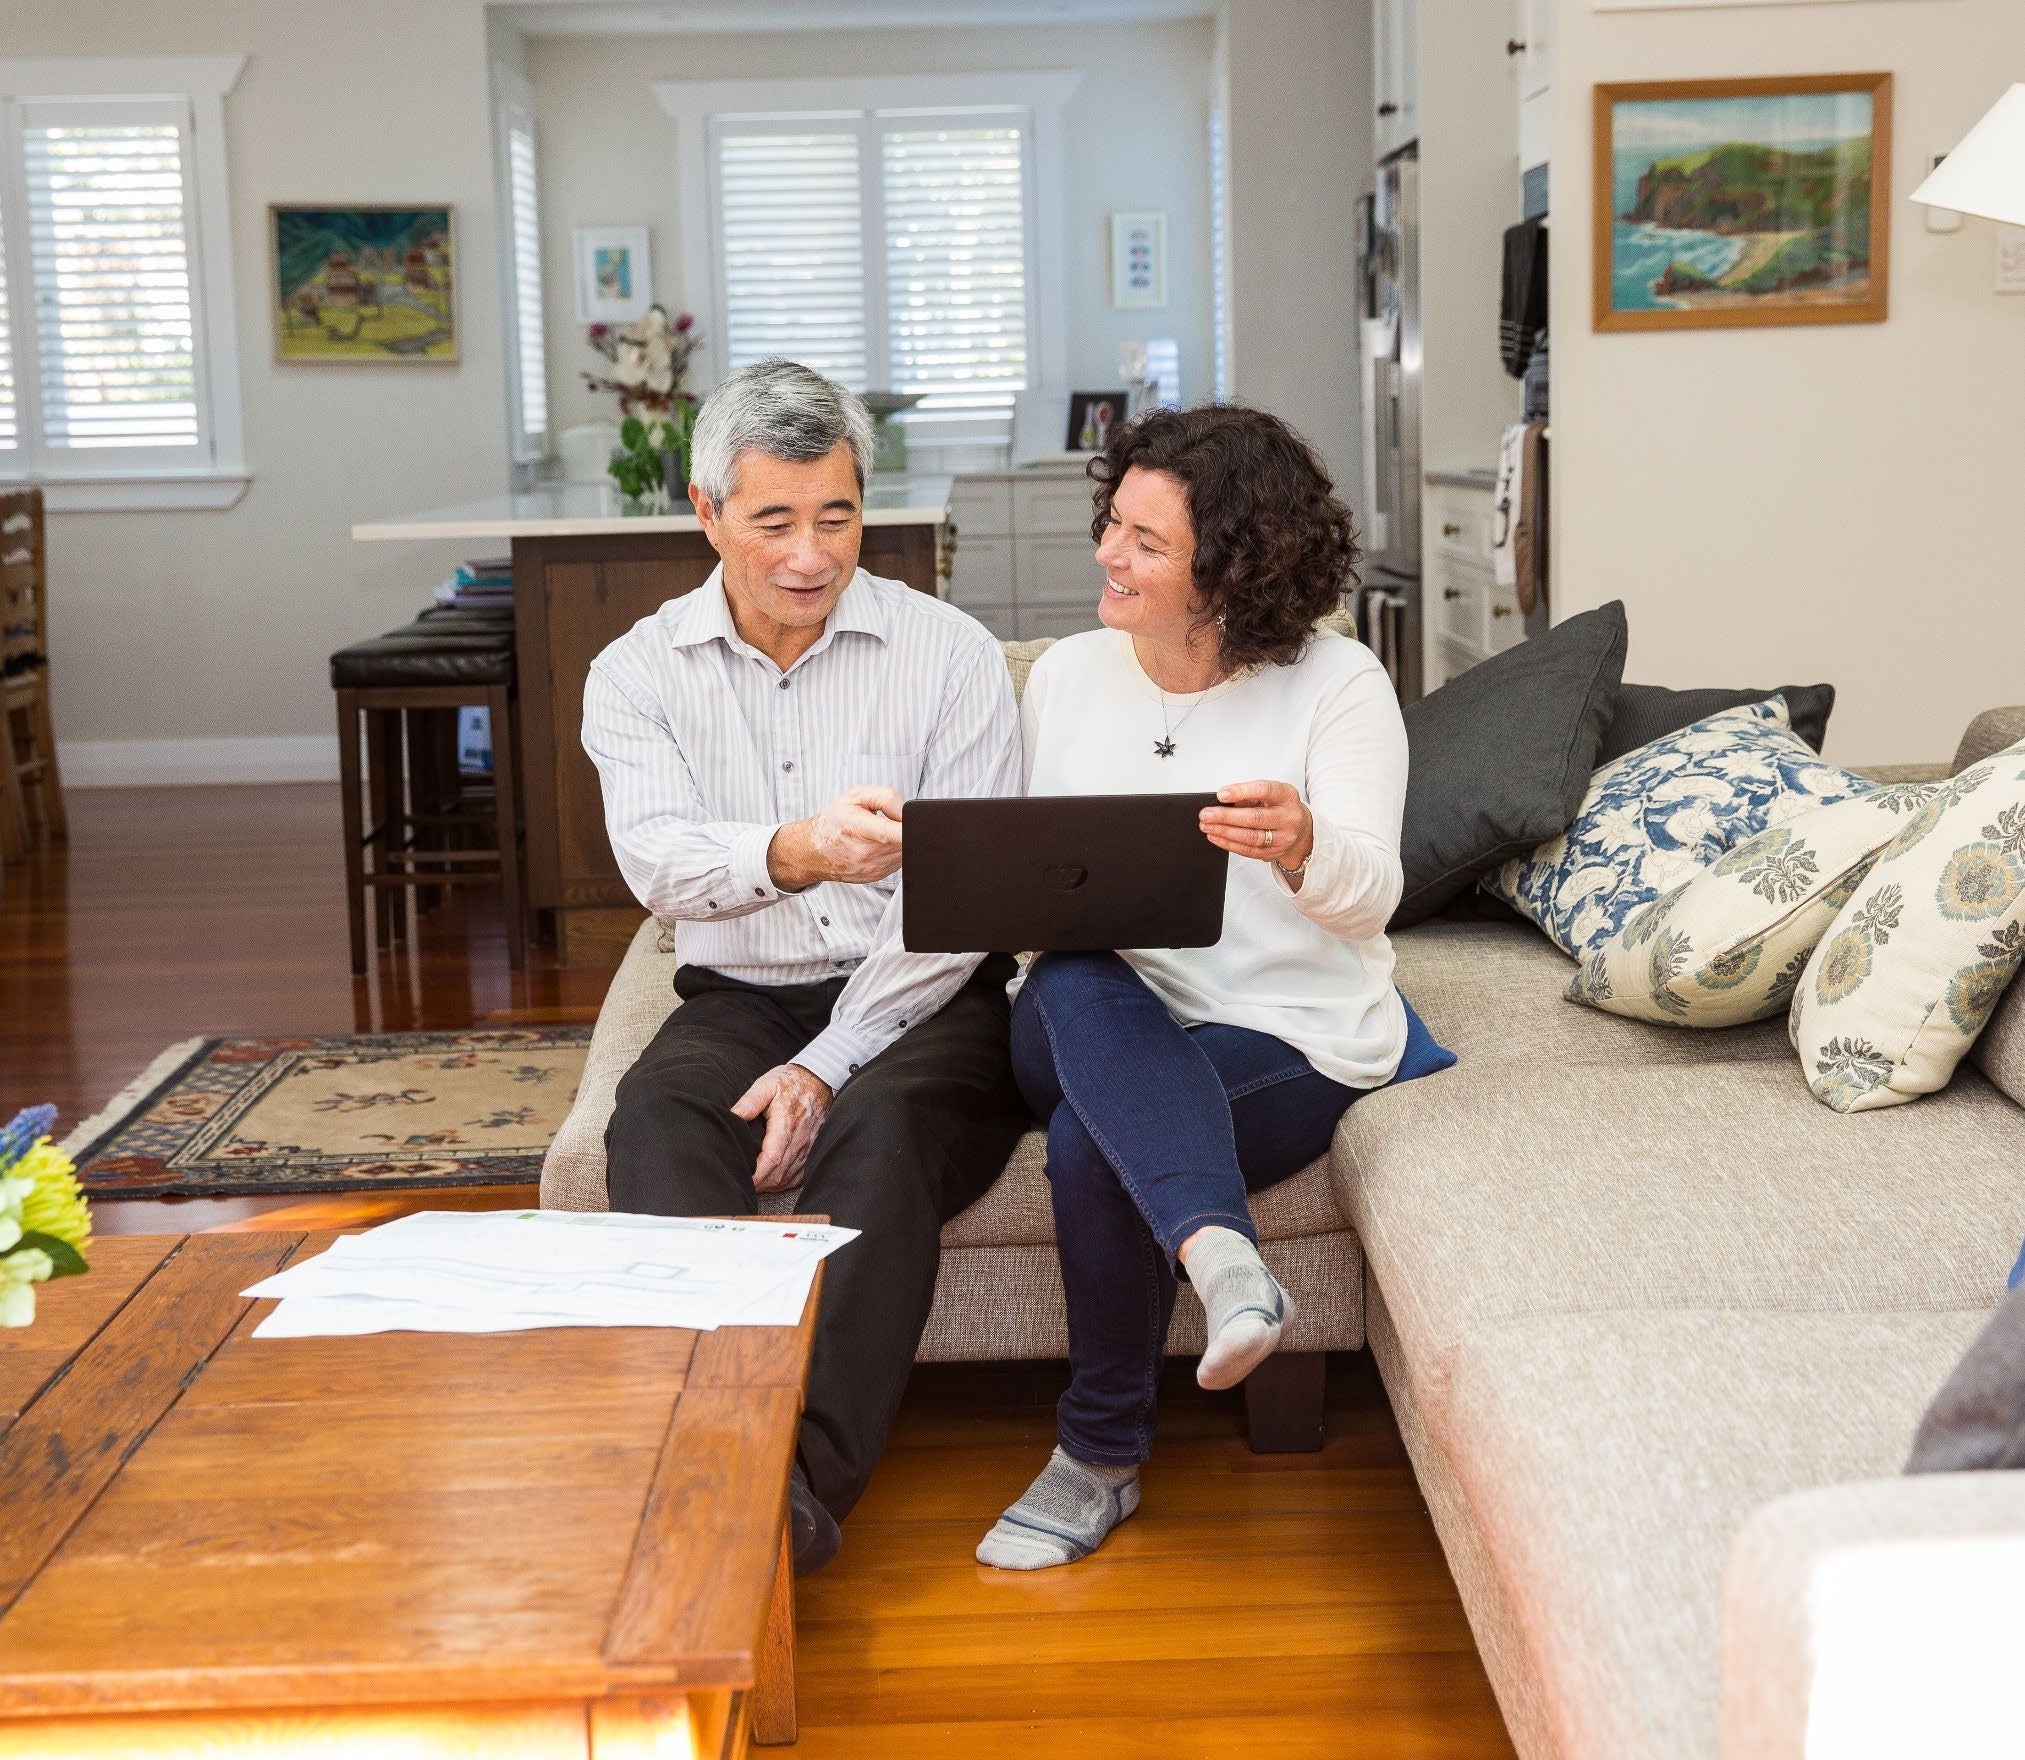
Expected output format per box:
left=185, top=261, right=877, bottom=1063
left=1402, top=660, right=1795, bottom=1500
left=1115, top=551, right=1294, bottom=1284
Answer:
left=582, top=565, right=1020, bottom=1092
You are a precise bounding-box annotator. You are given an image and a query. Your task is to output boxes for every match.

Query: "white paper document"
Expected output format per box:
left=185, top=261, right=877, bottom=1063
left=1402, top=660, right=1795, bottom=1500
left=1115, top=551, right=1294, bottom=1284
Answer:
left=244, top=1209, right=858, bottom=1339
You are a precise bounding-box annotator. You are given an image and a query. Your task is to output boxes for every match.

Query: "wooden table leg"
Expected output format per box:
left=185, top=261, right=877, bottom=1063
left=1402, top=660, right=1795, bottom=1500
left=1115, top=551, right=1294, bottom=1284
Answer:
left=752, top=1523, right=797, bottom=1747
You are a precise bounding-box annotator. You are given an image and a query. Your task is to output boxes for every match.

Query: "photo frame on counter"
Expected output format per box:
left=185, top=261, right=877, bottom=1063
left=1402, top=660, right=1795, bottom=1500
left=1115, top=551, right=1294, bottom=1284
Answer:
left=270, top=205, right=459, bottom=363
left=573, top=226, right=653, bottom=324
left=1109, top=210, right=1167, bottom=309
left=1593, top=73, right=1891, bottom=332
left=1065, top=390, right=1129, bottom=453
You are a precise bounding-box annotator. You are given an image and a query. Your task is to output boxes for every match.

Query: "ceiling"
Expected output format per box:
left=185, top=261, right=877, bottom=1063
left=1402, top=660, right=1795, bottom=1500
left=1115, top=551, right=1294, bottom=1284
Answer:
left=501, top=0, right=1216, bottom=36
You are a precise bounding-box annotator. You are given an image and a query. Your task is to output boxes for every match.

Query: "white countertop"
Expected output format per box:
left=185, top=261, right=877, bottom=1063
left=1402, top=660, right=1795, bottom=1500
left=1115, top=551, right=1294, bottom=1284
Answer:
left=352, top=474, right=954, bottom=541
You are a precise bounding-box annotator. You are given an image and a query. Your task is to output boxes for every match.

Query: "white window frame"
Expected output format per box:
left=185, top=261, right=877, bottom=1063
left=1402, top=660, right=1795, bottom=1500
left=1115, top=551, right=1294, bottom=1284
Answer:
left=492, top=65, right=548, bottom=471
left=655, top=73, right=1080, bottom=414
left=0, top=56, right=247, bottom=512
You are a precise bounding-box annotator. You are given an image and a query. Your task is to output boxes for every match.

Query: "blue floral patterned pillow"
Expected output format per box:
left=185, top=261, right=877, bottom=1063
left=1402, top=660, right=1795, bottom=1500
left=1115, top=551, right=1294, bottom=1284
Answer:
left=1482, top=697, right=1877, bottom=958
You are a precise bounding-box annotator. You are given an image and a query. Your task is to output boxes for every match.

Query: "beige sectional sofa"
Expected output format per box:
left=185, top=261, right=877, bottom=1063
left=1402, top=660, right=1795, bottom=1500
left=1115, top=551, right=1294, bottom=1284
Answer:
left=541, top=665, right=2025, bottom=1760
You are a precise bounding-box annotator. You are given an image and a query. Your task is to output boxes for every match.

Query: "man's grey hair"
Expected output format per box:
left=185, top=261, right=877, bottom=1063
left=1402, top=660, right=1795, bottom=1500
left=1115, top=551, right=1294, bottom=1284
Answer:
left=690, top=358, right=875, bottom=507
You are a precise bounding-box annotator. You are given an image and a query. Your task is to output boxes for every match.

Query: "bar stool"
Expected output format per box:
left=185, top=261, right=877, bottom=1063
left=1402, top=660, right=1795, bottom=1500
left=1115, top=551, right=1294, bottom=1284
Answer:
left=1, top=486, right=67, bottom=864
left=330, top=614, right=526, bottom=973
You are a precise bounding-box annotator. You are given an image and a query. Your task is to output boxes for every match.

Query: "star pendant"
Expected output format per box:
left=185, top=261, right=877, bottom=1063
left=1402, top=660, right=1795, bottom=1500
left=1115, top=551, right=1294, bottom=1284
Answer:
left=1154, top=737, right=1176, bottom=758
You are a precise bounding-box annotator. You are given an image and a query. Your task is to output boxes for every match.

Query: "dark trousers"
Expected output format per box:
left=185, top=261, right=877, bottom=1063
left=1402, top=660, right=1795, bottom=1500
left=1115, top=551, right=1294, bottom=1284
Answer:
left=605, top=955, right=1026, bottom=1519
left=1011, top=950, right=1454, bottom=1467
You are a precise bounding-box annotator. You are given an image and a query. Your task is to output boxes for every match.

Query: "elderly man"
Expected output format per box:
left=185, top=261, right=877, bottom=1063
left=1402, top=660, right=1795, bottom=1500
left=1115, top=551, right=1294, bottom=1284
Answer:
left=583, top=359, right=1027, bottom=1573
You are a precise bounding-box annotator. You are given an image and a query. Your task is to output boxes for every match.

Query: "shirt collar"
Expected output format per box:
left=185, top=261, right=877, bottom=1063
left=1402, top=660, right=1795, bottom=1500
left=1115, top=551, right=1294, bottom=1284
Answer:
left=665, top=565, right=888, bottom=661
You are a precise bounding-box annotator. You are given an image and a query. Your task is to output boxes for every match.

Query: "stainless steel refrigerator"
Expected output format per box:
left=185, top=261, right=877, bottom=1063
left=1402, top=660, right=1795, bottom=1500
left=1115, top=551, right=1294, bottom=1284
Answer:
left=1357, top=143, right=1423, bottom=703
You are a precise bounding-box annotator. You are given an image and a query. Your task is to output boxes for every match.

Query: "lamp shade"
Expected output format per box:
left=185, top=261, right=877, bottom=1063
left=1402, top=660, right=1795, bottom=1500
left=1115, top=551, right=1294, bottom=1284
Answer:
left=1911, top=84, right=2025, bottom=227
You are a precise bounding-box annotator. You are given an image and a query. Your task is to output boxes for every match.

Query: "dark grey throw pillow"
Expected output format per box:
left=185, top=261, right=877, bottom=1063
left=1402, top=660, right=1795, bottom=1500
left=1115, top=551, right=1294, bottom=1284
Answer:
left=1390, top=601, right=1628, bottom=929
left=1906, top=1281, right=2025, bottom=1473
left=1600, top=681, right=1835, bottom=763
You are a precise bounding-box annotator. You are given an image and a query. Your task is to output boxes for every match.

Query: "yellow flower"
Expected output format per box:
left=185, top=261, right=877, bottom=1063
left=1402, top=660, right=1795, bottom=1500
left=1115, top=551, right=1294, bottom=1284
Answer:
left=16, top=1141, right=91, bottom=1257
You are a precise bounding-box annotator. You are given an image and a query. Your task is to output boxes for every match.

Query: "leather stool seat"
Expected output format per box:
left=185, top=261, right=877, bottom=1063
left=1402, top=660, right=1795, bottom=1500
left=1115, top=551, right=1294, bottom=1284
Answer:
left=329, top=620, right=514, bottom=689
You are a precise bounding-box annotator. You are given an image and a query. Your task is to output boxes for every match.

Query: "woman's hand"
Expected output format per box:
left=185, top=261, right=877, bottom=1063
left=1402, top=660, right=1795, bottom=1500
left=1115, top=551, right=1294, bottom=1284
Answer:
left=1200, top=780, right=1314, bottom=877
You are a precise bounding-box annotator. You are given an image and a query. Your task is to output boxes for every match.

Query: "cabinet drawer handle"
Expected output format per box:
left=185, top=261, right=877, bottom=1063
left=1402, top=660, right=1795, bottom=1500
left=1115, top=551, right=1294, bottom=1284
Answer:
left=1492, top=603, right=1515, bottom=618
left=1441, top=522, right=1463, bottom=537
left=1377, top=101, right=1400, bottom=117
left=1506, top=38, right=1527, bottom=55
left=1442, top=587, right=1465, bottom=601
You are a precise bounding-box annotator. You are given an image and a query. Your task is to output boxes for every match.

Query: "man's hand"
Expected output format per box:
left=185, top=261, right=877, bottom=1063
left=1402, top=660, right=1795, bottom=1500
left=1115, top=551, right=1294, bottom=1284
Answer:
left=731, top=1062, right=835, bottom=1193
left=768, top=786, right=905, bottom=891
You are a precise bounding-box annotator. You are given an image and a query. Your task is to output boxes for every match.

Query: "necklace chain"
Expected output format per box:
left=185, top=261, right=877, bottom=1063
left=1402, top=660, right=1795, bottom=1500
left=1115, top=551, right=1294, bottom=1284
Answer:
left=1154, top=685, right=1212, bottom=758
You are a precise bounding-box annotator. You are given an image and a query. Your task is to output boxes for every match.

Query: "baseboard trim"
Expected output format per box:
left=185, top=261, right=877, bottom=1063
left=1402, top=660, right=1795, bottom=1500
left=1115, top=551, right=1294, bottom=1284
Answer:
left=59, top=736, right=341, bottom=788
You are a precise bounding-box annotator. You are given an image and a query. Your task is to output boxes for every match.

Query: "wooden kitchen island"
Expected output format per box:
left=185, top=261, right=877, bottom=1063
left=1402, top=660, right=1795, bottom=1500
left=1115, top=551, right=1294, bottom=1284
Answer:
left=354, top=477, right=951, bottom=966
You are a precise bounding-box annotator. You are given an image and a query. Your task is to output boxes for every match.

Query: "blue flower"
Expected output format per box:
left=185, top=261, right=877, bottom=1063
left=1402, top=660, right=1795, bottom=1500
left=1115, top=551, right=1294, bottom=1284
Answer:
left=0, top=1106, right=58, bottom=1176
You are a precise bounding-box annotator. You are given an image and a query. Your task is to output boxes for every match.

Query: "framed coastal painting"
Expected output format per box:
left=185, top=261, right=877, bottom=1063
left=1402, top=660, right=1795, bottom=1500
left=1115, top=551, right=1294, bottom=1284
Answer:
left=271, top=206, right=458, bottom=362
left=573, top=226, right=652, bottom=324
left=1593, top=73, right=1892, bottom=332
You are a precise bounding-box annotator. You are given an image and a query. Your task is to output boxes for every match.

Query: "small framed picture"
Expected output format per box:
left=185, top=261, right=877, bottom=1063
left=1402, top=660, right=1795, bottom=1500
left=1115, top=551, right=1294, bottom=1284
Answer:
left=574, top=226, right=652, bottom=324
left=1593, top=73, right=1891, bottom=332
left=1065, top=390, right=1129, bottom=453
left=1110, top=210, right=1167, bottom=309
left=270, top=205, right=458, bottom=363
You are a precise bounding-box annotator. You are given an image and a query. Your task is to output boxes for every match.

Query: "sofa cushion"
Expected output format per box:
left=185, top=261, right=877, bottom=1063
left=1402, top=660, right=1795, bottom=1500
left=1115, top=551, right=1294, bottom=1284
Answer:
left=1484, top=697, right=1878, bottom=959
left=1392, top=920, right=1792, bottom=1069
left=1444, top=1308, right=1986, bottom=1760
left=1599, top=681, right=1834, bottom=764
left=1389, top=601, right=1627, bottom=929
left=1334, top=1055, right=2025, bottom=1428
left=1792, top=740, right=2025, bottom=1111
left=1565, top=787, right=1927, bottom=1030
left=1971, top=967, right=2025, bottom=1107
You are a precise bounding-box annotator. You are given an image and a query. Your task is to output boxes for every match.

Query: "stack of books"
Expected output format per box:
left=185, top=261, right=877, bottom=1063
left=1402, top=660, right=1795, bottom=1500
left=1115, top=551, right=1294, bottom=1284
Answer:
left=432, top=556, right=513, bottom=610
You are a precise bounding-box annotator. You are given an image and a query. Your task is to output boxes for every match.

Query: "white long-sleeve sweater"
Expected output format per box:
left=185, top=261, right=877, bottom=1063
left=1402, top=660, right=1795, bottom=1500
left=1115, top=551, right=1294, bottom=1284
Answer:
left=1019, top=625, right=1410, bottom=1087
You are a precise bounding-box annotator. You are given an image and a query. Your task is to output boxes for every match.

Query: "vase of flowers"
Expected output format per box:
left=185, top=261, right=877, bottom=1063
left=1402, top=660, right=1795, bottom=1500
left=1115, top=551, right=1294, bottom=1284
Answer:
left=1, top=1106, right=92, bottom=1328
left=584, top=306, right=701, bottom=502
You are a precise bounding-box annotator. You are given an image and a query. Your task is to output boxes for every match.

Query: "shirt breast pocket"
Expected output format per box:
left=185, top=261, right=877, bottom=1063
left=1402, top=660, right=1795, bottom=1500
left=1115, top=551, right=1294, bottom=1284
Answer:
left=839, top=748, right=923, bottom=802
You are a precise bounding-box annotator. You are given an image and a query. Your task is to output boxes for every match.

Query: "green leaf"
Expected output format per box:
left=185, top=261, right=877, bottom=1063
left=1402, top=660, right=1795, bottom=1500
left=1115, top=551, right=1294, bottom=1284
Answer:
left=17, top=1231, right=88, bottom=1278
left=618, top=416, right=647, bottom=449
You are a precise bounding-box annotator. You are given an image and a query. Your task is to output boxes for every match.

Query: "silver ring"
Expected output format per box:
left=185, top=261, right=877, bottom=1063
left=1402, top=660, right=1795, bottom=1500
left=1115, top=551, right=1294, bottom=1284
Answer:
left=1263, top=829, right=1274, bottom=848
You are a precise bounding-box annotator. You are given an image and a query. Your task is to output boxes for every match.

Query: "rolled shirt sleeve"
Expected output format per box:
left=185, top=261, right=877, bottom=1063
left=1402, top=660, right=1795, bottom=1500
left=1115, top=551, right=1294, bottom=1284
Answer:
left=792, top=636, right=1023, bottom=1089
left=582, top=661, right=785, bottom=922
left=1269, top=659, right=1408, bottom=942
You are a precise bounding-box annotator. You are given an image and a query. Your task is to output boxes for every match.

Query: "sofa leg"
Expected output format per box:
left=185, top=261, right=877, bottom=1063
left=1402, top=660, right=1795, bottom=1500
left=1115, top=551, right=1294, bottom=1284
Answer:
left=1243, top=1350, right=1326, bottom=1453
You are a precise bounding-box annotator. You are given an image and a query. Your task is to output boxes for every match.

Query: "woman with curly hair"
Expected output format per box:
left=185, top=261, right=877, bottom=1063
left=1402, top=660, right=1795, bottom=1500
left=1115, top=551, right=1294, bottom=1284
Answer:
left=977, top=404, right=1453, bottom=1571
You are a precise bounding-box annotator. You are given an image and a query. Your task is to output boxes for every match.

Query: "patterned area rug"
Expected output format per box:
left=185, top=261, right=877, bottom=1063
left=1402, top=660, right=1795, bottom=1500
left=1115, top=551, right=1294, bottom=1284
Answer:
left=64, top=1029, right=591, bottom=1198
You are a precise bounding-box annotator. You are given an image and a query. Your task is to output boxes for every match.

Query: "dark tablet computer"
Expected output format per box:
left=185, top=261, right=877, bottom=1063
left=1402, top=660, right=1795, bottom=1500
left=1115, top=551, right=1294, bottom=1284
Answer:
left=902, top=793, right=1227, bottom=954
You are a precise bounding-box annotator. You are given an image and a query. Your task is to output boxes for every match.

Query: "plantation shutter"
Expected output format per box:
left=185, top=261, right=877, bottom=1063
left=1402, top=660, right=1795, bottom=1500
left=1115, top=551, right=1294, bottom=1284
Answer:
left=881, top=124, right=1027, bottom=447
left=0, top=213, right=15, bottom=454
left=714, top=127, right=869, bottom=389
left=505, top=107, right=549, bottom=455
left=20, top=98, right=205, bottom=459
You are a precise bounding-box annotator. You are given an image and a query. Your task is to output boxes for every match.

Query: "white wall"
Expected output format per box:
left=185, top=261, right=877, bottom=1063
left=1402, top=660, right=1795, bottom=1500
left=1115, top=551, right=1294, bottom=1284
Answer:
left=1220, top=0, right=1373, bottom=498
left=524, top=19, right=1216, bottom=437
left=1549, top=0, right=2025, bottom=765
left=12, top=0, right=511, bottom=776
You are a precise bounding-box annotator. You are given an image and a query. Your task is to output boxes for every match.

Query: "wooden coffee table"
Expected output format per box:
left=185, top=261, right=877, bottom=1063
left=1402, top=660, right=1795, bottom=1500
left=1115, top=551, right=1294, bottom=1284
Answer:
left=0, top=1231, right=816, bottom=1758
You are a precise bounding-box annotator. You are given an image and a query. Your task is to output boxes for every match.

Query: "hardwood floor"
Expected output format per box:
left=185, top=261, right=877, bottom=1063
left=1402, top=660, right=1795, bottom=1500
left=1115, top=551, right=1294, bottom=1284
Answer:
left=0, top=784, right=1516, bottom=1758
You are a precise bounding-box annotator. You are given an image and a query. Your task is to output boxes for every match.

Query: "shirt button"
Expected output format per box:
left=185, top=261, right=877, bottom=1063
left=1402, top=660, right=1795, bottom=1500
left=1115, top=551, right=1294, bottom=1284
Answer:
left=898, top=1018, right=908, bottom=1029
left=782, top=760, right=794, bottom=773
left=820, top=914, right=830, bottom=926
left=754, top=887, right=765, bottom=897
left=848, top=1063, right=860, bottom=1075
left=707, top=901, right=717, bottom=911
left=778, top=678, right=790, bottom=690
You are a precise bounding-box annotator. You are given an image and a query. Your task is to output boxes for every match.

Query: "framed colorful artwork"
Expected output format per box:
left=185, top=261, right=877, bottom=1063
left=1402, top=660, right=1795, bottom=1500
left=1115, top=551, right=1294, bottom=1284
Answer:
left=573, top=226, right=652, bottom=324
left=1065, top=390, right=1128, bottom=452
left=271, top=206, right=459, bottom=362
left=1109, top=211, right=1167, bottom=309
left=1593, top=73, right=1892, bottom=332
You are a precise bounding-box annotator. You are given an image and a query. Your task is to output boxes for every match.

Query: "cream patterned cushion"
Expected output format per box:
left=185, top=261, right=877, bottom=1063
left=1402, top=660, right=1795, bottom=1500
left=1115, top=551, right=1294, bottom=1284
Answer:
left=1566, top=787, right=1936, bottom=1028
left=1484, top=697, right=1877, bottom=959
left=1791, top=740, right=2025, bottom=1111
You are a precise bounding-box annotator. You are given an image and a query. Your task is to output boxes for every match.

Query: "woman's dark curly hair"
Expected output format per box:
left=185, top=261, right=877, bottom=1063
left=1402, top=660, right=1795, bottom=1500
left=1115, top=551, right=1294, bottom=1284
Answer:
left=1087, top=404, right=1360, bottom=671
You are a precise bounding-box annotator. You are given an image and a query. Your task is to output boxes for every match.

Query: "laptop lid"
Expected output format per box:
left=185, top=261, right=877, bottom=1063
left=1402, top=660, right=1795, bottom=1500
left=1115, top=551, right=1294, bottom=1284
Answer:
left=902, top=793, right=1226, bottom=954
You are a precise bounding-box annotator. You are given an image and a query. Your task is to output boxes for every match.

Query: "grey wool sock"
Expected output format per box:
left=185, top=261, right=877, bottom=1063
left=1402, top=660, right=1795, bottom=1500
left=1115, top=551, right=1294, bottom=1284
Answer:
left=975, top=1446, right=1141, bottom=1571
left=1185, top=1225, right=1293, bottom=1391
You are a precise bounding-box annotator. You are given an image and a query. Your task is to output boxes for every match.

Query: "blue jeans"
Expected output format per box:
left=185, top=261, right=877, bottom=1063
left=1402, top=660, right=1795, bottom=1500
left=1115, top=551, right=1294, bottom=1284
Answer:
left=1010, top=950, right=1454, bottom=1466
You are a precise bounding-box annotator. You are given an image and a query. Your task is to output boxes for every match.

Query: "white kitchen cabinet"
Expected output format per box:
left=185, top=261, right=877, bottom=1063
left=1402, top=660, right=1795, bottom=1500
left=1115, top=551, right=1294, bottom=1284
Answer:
left=1426, top=476, right=1512, bottom=685
left=1373, top=0, right=1418, bottom=158
left=1514, top=0, right=1553, bottom=183
left=943, top=469, right=1104, bottom=643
